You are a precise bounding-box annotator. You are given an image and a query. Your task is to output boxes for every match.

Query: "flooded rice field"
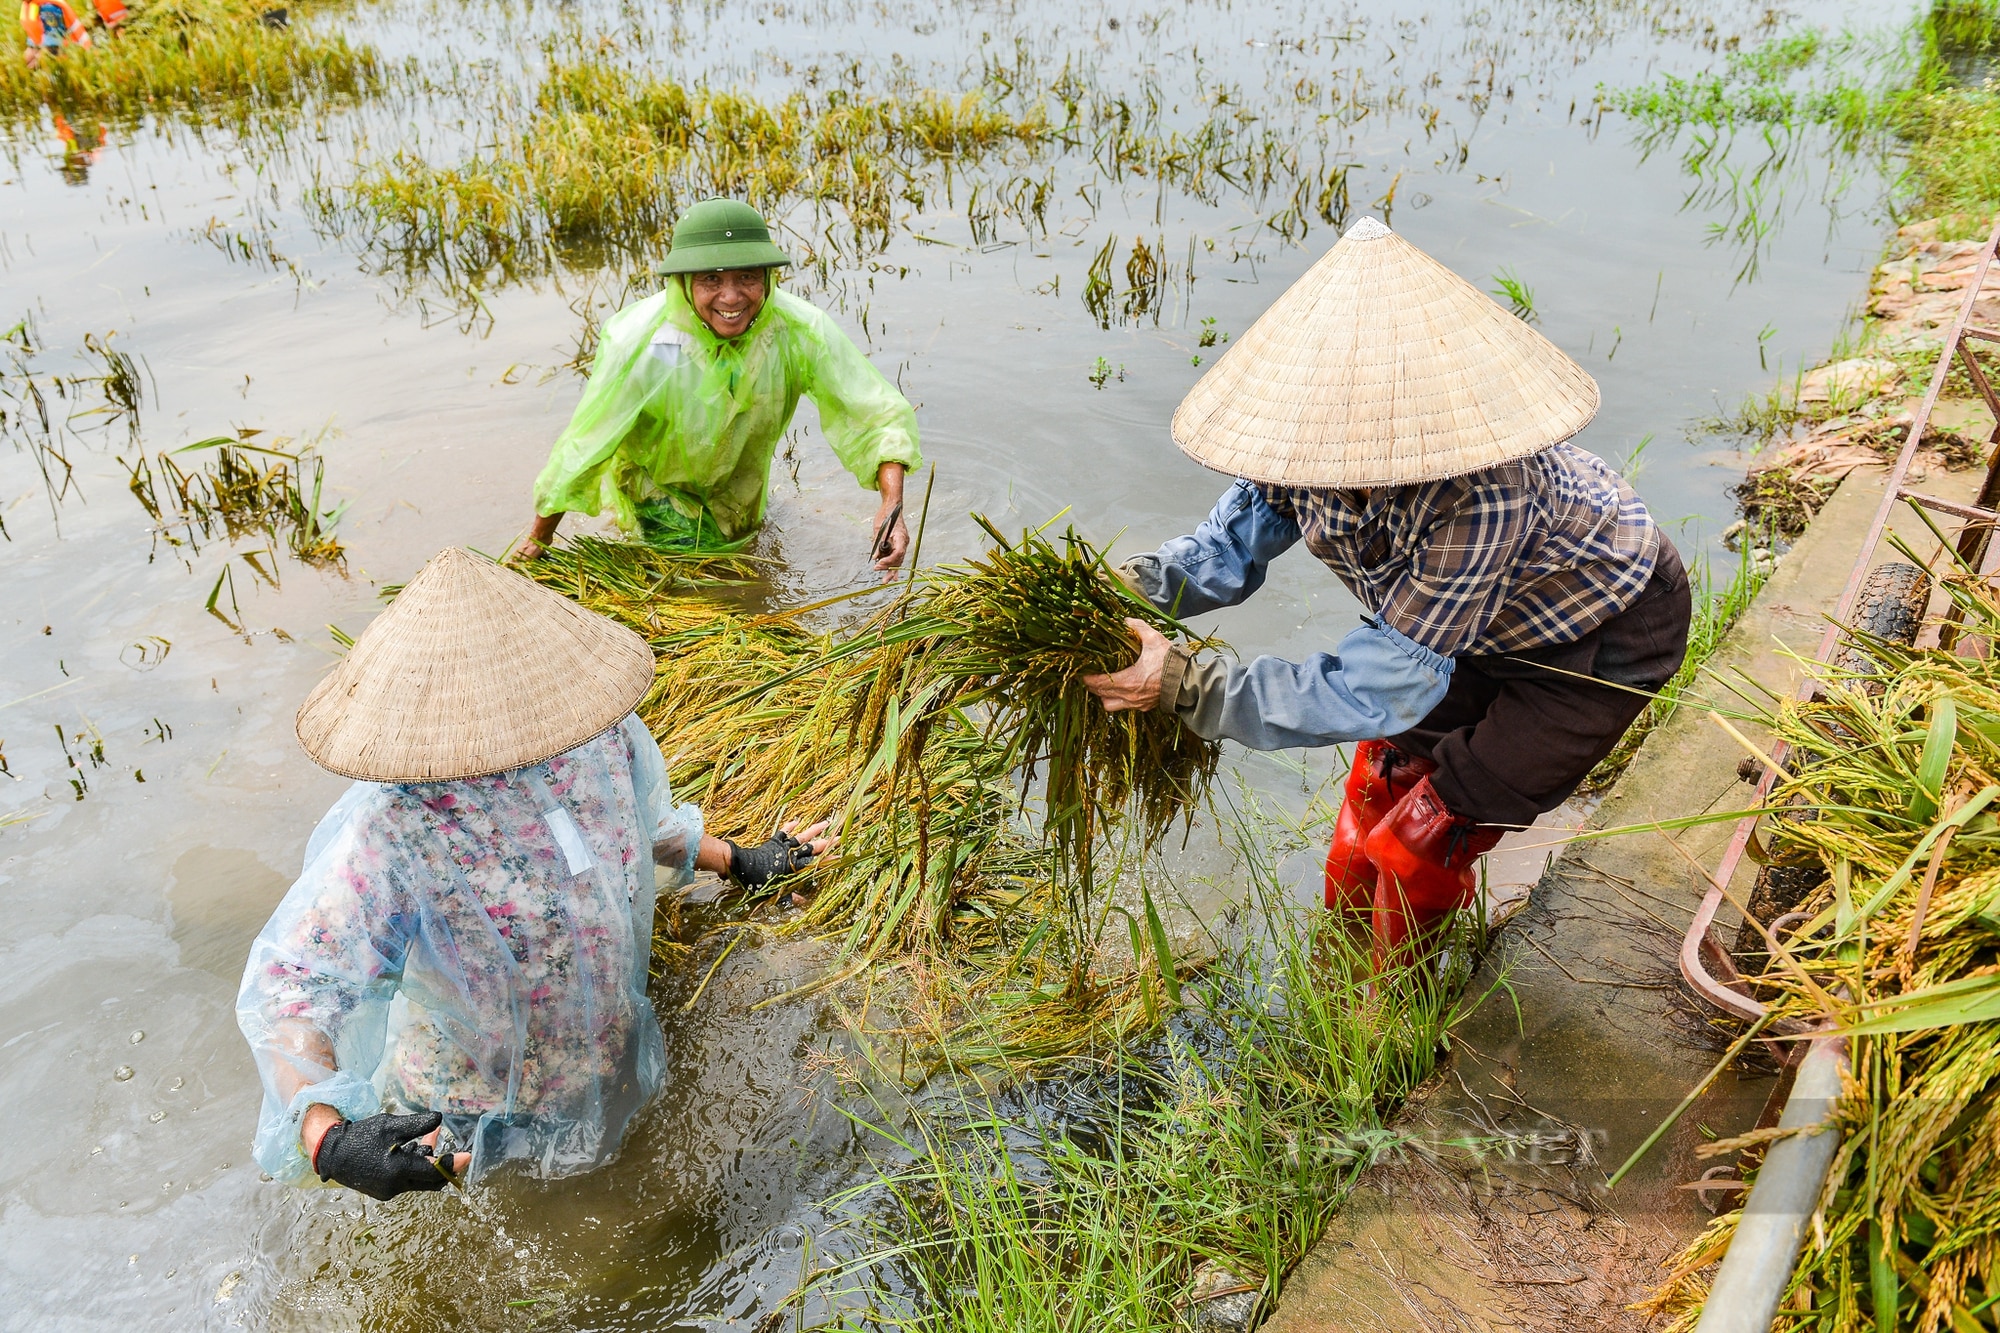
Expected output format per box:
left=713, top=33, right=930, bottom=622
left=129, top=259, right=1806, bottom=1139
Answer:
left=0, top=0, right=1911, bottom=1325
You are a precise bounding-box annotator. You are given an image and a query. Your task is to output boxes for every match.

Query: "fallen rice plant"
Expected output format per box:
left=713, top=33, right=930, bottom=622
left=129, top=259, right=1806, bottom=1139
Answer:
left=318, top=57, right=1051, bottom=294
left=1641, top=517, right=2000, bottom=1330
left=0, top=0, right=381, bottom=130
left=313, top=38, right=1357, bottom=302
left=521, top=527, right=1219, bottom=1074
left=2, top=317, right=152, bottom=532
left=842, top=517, right=1221, bottom=960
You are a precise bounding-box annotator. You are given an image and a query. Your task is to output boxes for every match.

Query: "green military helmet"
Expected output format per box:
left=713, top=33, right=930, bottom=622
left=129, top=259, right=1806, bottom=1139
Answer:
left=654, top=198, right=792, bottom=276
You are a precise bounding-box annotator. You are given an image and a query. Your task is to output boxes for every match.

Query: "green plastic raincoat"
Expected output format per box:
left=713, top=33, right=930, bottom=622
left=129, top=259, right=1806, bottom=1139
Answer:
left=533, top=282, right=921, bottom=543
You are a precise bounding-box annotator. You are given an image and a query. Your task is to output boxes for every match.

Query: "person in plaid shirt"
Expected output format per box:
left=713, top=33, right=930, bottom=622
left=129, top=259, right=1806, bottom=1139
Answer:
left=1083, top=219, right=1692, bottom=969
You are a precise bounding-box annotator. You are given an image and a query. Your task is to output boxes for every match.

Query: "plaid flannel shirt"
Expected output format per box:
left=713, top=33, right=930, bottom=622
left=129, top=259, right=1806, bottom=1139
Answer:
left=1257, top=443, right=1659, bottom=658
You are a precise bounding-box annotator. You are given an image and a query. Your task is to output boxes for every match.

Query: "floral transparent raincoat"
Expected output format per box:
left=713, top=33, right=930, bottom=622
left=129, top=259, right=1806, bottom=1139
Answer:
left=237, top=715, right=701, bottom=1185
left=532, top=281, right=922, bottom=543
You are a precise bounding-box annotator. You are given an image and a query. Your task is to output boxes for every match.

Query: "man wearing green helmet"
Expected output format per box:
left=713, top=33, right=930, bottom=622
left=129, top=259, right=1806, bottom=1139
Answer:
left=517, top=198, right=922, bottom=577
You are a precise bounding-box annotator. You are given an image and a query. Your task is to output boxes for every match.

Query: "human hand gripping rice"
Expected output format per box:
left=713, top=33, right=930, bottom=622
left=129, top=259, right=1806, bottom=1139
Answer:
left=857, top=515, right=1223, bottom=885
left=516, top=526, right=1222, bottom=1070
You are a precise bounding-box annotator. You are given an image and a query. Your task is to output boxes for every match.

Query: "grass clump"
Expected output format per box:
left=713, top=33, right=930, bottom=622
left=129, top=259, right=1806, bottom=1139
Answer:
left=0, top=0, right=380, bottom=130
left=318, top=35, right=1366, bottom=302
left=321, top=55, right=1050, bottom=293
left=1642, top=521, right=2000, bottom=1330
left=1728, top=467, right=1840, bottom=543
left=1, top=317, right=150, bottom=533
left=1604, top=1, right=2000, bottom=223
left=1896, top=81, right=2000, bottom=218
left=803, top=800, right=1479, bottom=1329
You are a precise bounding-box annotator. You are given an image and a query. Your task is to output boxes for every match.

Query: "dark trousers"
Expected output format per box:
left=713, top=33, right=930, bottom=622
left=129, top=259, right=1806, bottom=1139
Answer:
left=1388, top=540, right=1693, bottom=830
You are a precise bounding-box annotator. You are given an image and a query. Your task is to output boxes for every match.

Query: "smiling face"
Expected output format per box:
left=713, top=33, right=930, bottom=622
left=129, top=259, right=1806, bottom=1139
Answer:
left=686, top=268, right=769, bottom=340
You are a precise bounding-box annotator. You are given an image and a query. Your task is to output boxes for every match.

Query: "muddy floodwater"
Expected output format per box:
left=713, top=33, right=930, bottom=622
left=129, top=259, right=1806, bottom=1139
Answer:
left=0, top=0, right=1906, bottom=1326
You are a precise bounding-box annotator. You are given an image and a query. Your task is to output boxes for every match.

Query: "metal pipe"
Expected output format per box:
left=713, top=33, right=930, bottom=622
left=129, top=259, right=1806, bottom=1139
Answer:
left=1692, top=1031, right=1850, bottom=1333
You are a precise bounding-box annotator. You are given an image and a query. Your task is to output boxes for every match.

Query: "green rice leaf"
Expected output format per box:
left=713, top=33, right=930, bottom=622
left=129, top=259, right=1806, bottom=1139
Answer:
left=1141, top=884, right=1180, bottom=1007
left=1910, top=694, right=1958, bottom=822
left=1839, top=972, right=2000, bottom=1035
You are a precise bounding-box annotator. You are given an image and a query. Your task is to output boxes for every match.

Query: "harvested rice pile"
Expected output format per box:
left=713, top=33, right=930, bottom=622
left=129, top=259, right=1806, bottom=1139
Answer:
left=1644, top=541, right=2000, bottom=1330
left=520, top=526, right=1219, bottom=1075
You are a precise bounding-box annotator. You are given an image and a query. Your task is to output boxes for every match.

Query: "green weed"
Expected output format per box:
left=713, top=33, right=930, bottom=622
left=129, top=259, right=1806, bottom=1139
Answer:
left=1, top=317, right=152, bottom=531
left=1489, top=266, right=1538, bottom=322
left=124, top=434, right=347, bottom=568
left=1605, top=1, right=2000, bottom=227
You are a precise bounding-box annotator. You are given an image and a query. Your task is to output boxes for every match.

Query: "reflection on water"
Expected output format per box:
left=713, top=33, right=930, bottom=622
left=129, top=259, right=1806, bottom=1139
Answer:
left=0, top=0, right=1913, bottom=1324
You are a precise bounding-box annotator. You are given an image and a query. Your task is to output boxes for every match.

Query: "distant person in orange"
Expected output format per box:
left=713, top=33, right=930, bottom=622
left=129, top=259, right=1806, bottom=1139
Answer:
left=19, top=0, right=119, bottom=64
left=21, top=0, right=91, bottom=65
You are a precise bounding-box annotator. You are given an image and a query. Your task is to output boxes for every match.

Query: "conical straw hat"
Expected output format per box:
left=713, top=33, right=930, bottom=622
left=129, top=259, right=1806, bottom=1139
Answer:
left=1171, top=217, right=1599, bottom=487
left=296, top=547, right=655, bottom=782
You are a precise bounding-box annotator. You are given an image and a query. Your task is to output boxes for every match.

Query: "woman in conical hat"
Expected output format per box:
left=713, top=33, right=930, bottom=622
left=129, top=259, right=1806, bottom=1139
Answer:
left=518, top=198, right=922, bottom=581
left=237, top=548, right=834, bottom=1199
left=1084, top=218, right=1691, bottom=969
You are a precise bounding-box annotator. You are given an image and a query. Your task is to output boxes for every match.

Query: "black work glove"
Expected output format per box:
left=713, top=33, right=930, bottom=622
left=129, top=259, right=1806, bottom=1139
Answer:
left=314, top=1111, right=454, bottom=1201
left=726, top=830, right=816, bottom=890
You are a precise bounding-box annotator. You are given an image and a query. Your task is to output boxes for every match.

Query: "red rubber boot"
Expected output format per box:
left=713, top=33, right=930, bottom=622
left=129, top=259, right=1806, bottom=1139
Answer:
left=1361, top=775, right=1502, bottom=971
left=1323, top=741, right=1435, bottom=912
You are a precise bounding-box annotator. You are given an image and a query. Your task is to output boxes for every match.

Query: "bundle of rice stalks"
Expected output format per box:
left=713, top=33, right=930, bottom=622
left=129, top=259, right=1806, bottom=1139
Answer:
left=1643, top=531, right=2000, bottom=1331
left=521, top=528, right=1213, bottom=1075
left=851, top=516, right=1220, bottom=888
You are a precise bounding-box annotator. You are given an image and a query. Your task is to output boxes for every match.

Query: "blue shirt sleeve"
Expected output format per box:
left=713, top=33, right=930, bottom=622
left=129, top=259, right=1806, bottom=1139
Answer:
left=1173, top=616, right=1453, bottom=749
left=1121, top=480, right=1301, bottom=616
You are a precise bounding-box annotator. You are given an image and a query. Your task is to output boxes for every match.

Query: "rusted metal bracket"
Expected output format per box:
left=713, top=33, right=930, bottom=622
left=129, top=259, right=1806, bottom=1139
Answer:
left=1896, top=489, right=2000, bottom=526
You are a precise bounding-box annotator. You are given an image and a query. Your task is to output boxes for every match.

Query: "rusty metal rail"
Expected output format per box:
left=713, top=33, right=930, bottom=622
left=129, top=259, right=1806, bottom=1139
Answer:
left=1677, top=217, right=2000, bottom=1022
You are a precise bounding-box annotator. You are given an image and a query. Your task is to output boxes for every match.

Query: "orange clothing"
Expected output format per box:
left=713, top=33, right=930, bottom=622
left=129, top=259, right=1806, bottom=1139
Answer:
left=92, top=0, right=125, bottom=25
left=21, top=0, right=90, bottom=53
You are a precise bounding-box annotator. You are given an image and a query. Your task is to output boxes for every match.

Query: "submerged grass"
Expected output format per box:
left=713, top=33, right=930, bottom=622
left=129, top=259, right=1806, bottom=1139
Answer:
left=321, top=58, right=1049, bottom=291
left=521, top=530, right=1219, bottom=1074
left=1, top=316, right=150, bottom=534
left=1642, top=520, right=2000, bottom=1330
left=0, top=0, right=381, bottom=129
left=314, top=33, right=1361, bottom=301
left=801, top=793, right=1482, bottom=1329
left=1605, top=0, right=2000, bottom=224
left=124, top=434, right=347, bottom=567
